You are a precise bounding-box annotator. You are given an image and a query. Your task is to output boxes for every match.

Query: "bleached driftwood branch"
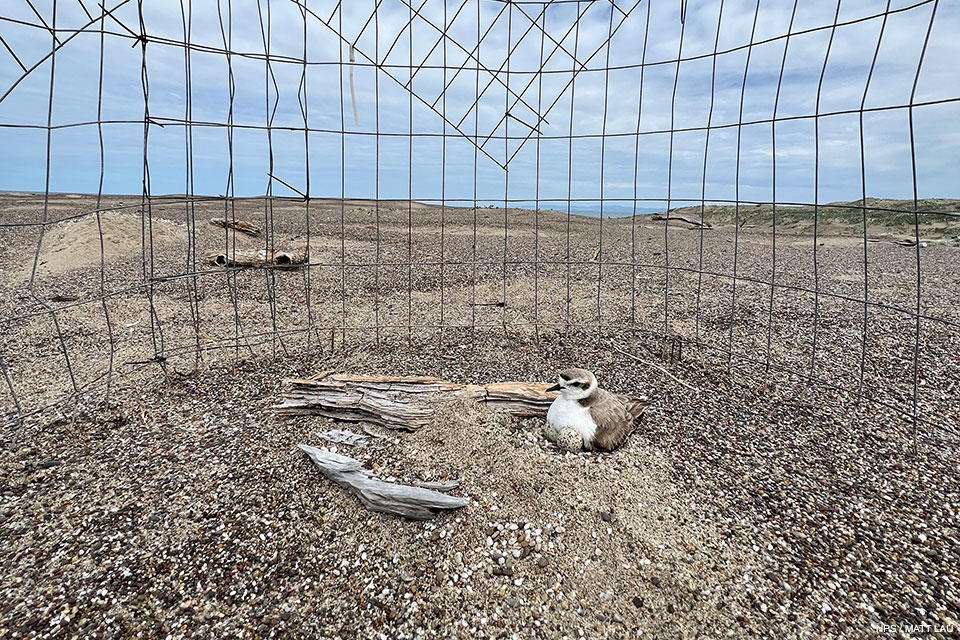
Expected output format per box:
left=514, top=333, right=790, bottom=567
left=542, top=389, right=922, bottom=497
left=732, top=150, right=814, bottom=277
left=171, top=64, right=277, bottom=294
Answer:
left=276, top=372, right=558, bottom=431
left=210, top=217, right=261, bottom=236
left=317, top=428, right=369, bottom=446
left=205, top=247, right=307, bottom=268
left=298, top=445, right=468, bottom=519
left=415, top=480, right=462, bottom=493
left=651, top=212, right=712, bottom=228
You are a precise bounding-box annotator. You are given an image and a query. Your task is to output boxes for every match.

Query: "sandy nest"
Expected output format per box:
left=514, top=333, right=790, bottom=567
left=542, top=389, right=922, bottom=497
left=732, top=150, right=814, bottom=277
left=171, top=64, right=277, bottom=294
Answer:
left=401, top=400, right=750, bottom=634
left=0, top=360, right=755, bottom=639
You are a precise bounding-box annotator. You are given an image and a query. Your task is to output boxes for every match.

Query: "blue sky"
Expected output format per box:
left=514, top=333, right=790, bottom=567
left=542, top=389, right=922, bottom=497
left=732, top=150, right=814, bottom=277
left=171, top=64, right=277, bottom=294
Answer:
left=0, top=0, right=957, bottom=211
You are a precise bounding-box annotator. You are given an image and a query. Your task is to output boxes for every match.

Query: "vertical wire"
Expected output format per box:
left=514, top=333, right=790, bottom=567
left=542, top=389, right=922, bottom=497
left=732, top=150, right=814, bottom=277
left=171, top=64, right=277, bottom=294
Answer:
left=471, top=0, right=480, bottom=346
left=217, top=0, right=251, bottom=359
left=630, top=0, right=652, bottom=345
left=30, top=0, right=79, bottom=397
left=764, top=0, right=799, bottom=372
left=270, top=0, right=286, bottom=356
left=407, top=0, right=414, bottom=348
left=230, top=0, right=241, bottom=358
left=596, top=3, right=614, bottom=342
left=257, top=0, right=283, bottom=359
left=227, top=0, right=241, bottom=356
left=907, top=0, right=940, bottom=469
left=271, top=0, right=284, bottom=356
left=219, top=0, right=233, bottom=355
left=726, top=0, right=761, bottom=369
left=0, top=357, right=19, bottom=423
left=137, top=0, right=164, bottom=362
left=440, top=0, right=447, bottom=345
left=663, top=0, right=687, bottom=351
left=299, top=0, right=313, bottom=349
left=857, top=0, right=892, bottom=398
left=375, top=3, right=382, bottom=345
left=181, top=0, right=201, bottom=368
left=95, top=0, right=115, bottom=399
left=564, top=4, right=585, bottom=335
left=810, top=0, right=843, bottom=378
left=502, top=2, right=512, bottom=332
left=533, top=8, right=546, bottom=343
left=339, top=4, right=348, bottom=347
left=695, top=0, right=725, bottom=347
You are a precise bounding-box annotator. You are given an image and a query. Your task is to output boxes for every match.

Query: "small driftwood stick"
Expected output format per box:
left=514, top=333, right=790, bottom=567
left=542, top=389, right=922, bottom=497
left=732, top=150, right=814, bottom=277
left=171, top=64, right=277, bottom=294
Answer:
left=276, top=373, right=558, bottom=431
left=298, top=445, right=468, bottom=519
left=894, top=238, right=927, bottom=248
left=317, top=429, right=369, bottom=446
left=205, top=248, right=307, bottom=268
left=415, top=480, right=462, bottom=493
left=651, top=212, right=712, bottom=228
left=210, top=217, right=261, bottom=236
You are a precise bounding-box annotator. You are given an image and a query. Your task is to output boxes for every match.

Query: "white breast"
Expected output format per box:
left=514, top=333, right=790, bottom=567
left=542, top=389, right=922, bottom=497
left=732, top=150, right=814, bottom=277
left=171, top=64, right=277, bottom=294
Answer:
left=546, top=396, right=597, bottom=448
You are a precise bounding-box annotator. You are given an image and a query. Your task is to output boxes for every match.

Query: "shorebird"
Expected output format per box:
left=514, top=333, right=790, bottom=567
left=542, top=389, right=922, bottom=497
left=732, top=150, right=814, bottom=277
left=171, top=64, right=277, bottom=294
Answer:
left=545, top=368, right=647, bottom=452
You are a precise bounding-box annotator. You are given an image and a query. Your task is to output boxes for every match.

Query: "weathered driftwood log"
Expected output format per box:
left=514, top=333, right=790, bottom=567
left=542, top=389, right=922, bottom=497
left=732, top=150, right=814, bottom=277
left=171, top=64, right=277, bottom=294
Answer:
left=209, top=217, right=261, bottom=236
left=205, top=248, right=307, bottom=268
left=894, top=238, right=928, bottom=248
left=298, top=444, right=468, bottom=519
left=651, top=212, right=712, bottom=228
left=276, top=373, right=558, bottom=431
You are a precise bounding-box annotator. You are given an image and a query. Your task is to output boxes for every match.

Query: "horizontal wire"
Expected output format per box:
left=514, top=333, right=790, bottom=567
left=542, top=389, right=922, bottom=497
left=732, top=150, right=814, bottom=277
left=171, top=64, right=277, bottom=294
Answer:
left=10, top=321, right=950, bottom=437
left=4, top=257, right=957, bottom=331
left=3, top=95, right=958, bottom=144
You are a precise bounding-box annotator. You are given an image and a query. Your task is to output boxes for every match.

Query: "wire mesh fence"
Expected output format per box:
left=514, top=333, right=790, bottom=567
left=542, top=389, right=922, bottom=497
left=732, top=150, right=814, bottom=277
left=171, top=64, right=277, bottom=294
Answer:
left=0, top=0, right=958, bottom=444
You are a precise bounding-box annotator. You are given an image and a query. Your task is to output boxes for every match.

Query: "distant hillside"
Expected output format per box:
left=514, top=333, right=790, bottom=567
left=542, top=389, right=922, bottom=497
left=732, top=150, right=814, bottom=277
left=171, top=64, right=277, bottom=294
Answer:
left=657, top=198, right=960, bottom=236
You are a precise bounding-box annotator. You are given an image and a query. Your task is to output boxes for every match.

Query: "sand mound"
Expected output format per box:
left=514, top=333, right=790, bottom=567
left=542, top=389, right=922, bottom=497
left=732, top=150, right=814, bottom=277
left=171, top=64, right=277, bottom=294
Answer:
left=26, top=212, right=185, bottom=276
left=392, top=401, right=750, bottom=636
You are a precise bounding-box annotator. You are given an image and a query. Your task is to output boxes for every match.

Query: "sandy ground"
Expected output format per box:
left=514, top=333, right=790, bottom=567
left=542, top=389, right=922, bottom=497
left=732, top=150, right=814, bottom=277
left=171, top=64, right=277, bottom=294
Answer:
left=1, top=193, right=959, bottom=638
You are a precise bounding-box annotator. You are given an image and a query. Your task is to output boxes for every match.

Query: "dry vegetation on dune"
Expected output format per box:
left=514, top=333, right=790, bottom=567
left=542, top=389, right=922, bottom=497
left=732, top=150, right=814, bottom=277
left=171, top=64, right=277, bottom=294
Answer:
left=1, top=192, right=959, bottom=638
left=667, top=197, right=960, bottom=237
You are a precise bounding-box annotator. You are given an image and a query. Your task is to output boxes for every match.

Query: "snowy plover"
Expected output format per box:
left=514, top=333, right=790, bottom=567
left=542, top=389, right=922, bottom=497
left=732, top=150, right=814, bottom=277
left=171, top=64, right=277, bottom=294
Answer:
left=545, top=368, right=647, bottom=452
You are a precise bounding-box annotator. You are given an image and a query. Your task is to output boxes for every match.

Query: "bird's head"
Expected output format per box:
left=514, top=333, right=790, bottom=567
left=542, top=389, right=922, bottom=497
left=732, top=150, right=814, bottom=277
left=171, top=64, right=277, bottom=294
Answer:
left=547, top=368, right=598, bottom=400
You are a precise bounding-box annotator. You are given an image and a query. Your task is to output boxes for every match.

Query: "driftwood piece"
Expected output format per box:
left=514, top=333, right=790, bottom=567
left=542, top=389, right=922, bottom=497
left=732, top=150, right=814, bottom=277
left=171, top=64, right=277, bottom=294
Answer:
left=276, top=373, right=558, bottom=431
left=317, top=429, right=369, bottom=446
left=651, top=212, right=712, bottom=228
left=415, top=480, right=462, bottom=493
left=298, top=444, right=468, bottom=519
left=210, top=217, right=261, bottom=236
left=205, top=248, right=307, bottom=268
left=894, top=238, right=928, bottom=248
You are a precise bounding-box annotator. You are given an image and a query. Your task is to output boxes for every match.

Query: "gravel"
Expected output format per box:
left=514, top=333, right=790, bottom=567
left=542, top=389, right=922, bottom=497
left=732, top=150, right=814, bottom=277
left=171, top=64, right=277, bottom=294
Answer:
left=1, top=193, right=958, bottom=638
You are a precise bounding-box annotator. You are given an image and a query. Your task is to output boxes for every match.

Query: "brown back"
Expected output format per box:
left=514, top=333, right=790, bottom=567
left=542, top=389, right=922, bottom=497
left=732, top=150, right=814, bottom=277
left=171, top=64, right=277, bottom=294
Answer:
left=588, top=390, right=649, bottom=452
